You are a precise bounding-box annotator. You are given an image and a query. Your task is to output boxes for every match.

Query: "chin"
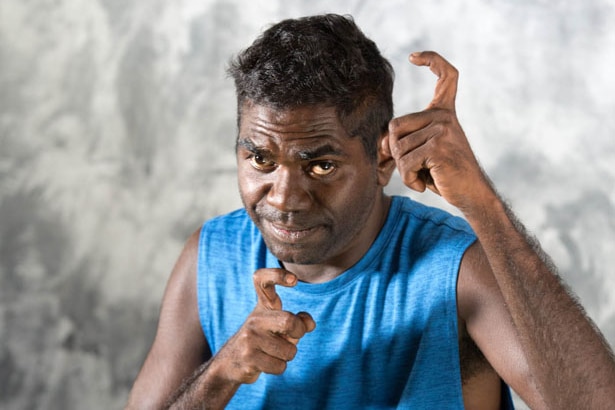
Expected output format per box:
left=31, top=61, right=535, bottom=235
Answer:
left=268, top=244, right=325, bottom=266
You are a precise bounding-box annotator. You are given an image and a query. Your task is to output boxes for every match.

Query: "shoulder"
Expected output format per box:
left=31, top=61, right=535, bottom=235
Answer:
left=172, top=227, right=201, bottom=287
left=390, top=196, right=476, bottom=255
left=394, top=195, right=474, bottom=235
left=203, top=208, right=251, bottom=229
left=199, top=209, right=256, bottom=243
left=198, top=208, right=261, bottom=260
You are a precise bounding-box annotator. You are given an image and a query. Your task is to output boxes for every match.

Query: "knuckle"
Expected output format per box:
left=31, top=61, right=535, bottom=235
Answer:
left=239, top=367, right=260, bottom=384
left=279, top=312, right=296, bottom=330
left=252, top=268, right=265, bottom=280
left=252, top=270, right=263, bottom=286
left=243, top=315, right=260, bottom=330
left=236, top=328, right=260, bottom=352
left=253, top=268, right=276, bottom=283
left=271, top=360, right=288, bottom=375
left=253, top=268, right=271, bottom=284
left=285, top=343, right=298, bottom=361
left=276, top=313, right=308, bottom=341
left=441, top=110, right=456, bottom=123
left=401, top=172, right=416, bottom=187
left=388, top=117, right=401, bottom=134
left=430, top=122, right=445, bottom=135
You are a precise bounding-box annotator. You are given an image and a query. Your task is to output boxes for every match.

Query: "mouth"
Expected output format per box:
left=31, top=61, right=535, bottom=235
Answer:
left=267, top=221, right=322, bottom=243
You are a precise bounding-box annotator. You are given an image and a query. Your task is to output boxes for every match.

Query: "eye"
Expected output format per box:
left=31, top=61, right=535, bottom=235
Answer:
left=249, top=154, right=276, bottom=171
left=310, top=161, right=336, bottom=176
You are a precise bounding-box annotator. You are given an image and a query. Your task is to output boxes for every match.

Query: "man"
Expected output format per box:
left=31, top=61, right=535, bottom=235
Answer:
left=127, top=14, right=615, bottom=409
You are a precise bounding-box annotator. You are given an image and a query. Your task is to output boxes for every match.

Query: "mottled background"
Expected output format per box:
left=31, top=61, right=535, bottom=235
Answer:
left=1, top=0, right=614, bottom=409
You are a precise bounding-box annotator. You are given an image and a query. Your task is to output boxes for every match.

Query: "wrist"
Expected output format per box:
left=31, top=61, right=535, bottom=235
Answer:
left=457, top=182, right=503, bottom=226
left=207, top=355, right=242, bottom=387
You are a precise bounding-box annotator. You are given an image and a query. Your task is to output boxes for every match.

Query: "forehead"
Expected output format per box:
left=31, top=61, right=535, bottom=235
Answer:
left=238, top=103, right=349, bottom=144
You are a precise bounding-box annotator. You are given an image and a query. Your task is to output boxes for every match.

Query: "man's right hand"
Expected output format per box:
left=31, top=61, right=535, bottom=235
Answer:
left=211, top=268, right=316, bottom=384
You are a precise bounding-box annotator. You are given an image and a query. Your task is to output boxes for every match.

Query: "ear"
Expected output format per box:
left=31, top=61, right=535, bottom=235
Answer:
left=376, top=132, right=396, bottom=186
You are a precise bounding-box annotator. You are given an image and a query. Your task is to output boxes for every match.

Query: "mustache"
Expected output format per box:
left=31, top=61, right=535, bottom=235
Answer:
left=255, top=206, right=328, bottom=227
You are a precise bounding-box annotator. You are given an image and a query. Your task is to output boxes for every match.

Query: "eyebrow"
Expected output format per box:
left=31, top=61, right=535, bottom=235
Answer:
left=296, top=144, right=345, bottom=161
left=236, top=138, right=345, bottom=160
left=236, top=138, right=273, bottom=157
left=236, top=138, right=258, bottom=153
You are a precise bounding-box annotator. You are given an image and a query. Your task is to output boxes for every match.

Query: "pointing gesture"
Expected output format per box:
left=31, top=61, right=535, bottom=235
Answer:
left=410, top=51, right=458, bottom=111
left=253, top=269, right=316, bottom=344
left=387, top=51, right=492, bottom=214
left=213, top=269, right=315, bottom=384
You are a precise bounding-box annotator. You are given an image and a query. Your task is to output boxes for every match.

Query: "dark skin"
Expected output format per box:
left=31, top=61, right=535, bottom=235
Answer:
left=126, top=52, right=615, bottom=409
left=235, top=101, right=392, bottom=283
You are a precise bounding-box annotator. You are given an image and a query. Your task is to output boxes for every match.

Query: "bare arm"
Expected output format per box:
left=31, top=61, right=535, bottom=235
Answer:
left=387, top=51, right=615, bottom=408
left=165, top=268, right=316, bottom=408
left=127, top=226, right=314, bottom=409
left=126, top=229, right=210, bottom=409
left=458, top=241, right=547, bottom=409
left=464, top=189, right=615, bottom=407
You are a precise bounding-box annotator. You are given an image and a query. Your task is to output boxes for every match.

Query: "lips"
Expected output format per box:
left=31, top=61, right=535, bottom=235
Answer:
left=267, top=221, right=322, bottom=243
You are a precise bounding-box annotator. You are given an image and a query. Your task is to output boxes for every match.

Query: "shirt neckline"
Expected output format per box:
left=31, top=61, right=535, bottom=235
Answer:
left=266, top=196, right=403, bottom=296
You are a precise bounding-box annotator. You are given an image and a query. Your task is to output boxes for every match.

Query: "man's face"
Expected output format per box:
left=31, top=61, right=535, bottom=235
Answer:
left=237, top=102, right=389, bottom=268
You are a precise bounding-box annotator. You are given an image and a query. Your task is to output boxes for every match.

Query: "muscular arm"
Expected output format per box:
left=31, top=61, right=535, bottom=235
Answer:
left=389, top=51, right=615, bottom=408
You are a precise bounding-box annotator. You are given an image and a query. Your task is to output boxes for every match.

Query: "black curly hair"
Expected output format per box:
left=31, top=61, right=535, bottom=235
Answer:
left=227, top=14, right=394, bottom=160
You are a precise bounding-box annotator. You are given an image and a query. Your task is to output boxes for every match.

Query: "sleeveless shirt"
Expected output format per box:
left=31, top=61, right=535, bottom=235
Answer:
left=197, top=195, right=514, bottom=409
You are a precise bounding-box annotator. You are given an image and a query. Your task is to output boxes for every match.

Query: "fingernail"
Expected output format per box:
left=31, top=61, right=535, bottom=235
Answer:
left=285, top=274, right=295, bottom=284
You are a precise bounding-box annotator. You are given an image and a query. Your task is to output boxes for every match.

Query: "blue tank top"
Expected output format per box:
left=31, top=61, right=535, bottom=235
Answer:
left=197, top=195, right=514, bottom=409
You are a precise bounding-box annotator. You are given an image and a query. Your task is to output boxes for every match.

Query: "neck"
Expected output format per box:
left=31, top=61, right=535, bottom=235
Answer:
left=283, top=194, right=392, bottom=284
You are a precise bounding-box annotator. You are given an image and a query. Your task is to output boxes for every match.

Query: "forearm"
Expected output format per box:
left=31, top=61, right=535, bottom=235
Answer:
left=464, top=188, right=615, bottom=407
left=165, top=358, right=240, bottom=410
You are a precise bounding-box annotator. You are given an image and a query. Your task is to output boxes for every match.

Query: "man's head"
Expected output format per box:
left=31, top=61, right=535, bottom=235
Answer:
left=231, top=15, right=397, bottom=271
left=227, top=13, right=394, bottom=160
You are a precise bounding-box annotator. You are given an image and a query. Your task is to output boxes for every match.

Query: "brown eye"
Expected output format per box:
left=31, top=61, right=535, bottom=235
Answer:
left=250, top=154, right=276, bottom=171
left=310, top=161, right=336, bottom=176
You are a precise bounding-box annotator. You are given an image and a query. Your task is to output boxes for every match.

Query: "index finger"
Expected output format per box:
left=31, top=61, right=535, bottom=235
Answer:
left=409, top=51, right=459, bottom=111
left=253, top=268, right=297, bottom=310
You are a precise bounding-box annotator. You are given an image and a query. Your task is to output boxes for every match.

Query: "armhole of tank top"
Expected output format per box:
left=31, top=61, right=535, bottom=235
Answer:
left=195, top=223, right=209, bottom=340
left=453, top=235, right=479, bottom=405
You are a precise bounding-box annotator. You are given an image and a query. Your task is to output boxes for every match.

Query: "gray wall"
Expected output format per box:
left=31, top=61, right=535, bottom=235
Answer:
left=1, top=1, right=614, bottom=408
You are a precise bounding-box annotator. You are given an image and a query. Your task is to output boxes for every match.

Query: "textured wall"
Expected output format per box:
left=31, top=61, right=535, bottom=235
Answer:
left=1, top=1, right=614, bottom=408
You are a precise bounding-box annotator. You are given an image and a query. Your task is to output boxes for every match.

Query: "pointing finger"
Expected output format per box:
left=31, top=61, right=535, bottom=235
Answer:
left=253, top=268, right=297, bottom=310
left=409, top=51, right=458, bottom=111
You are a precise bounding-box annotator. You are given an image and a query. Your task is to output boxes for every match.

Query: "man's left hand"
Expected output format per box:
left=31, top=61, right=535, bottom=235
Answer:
left=386, top=51, right=493, bottom=214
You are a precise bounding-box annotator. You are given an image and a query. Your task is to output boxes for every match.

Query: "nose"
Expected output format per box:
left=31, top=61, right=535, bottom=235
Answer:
left=266, top=166, right=311, bottom=212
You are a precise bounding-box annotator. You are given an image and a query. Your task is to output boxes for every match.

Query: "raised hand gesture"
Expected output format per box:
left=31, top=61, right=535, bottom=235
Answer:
left=387, top=51, right=492, bottom=214
left=214, top=268, right=315, bottom=384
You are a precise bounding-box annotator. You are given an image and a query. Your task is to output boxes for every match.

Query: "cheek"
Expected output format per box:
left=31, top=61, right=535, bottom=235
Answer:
left=333, top=170, right=379, bottom=210
left=237, top=168, right=265, bottom=206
